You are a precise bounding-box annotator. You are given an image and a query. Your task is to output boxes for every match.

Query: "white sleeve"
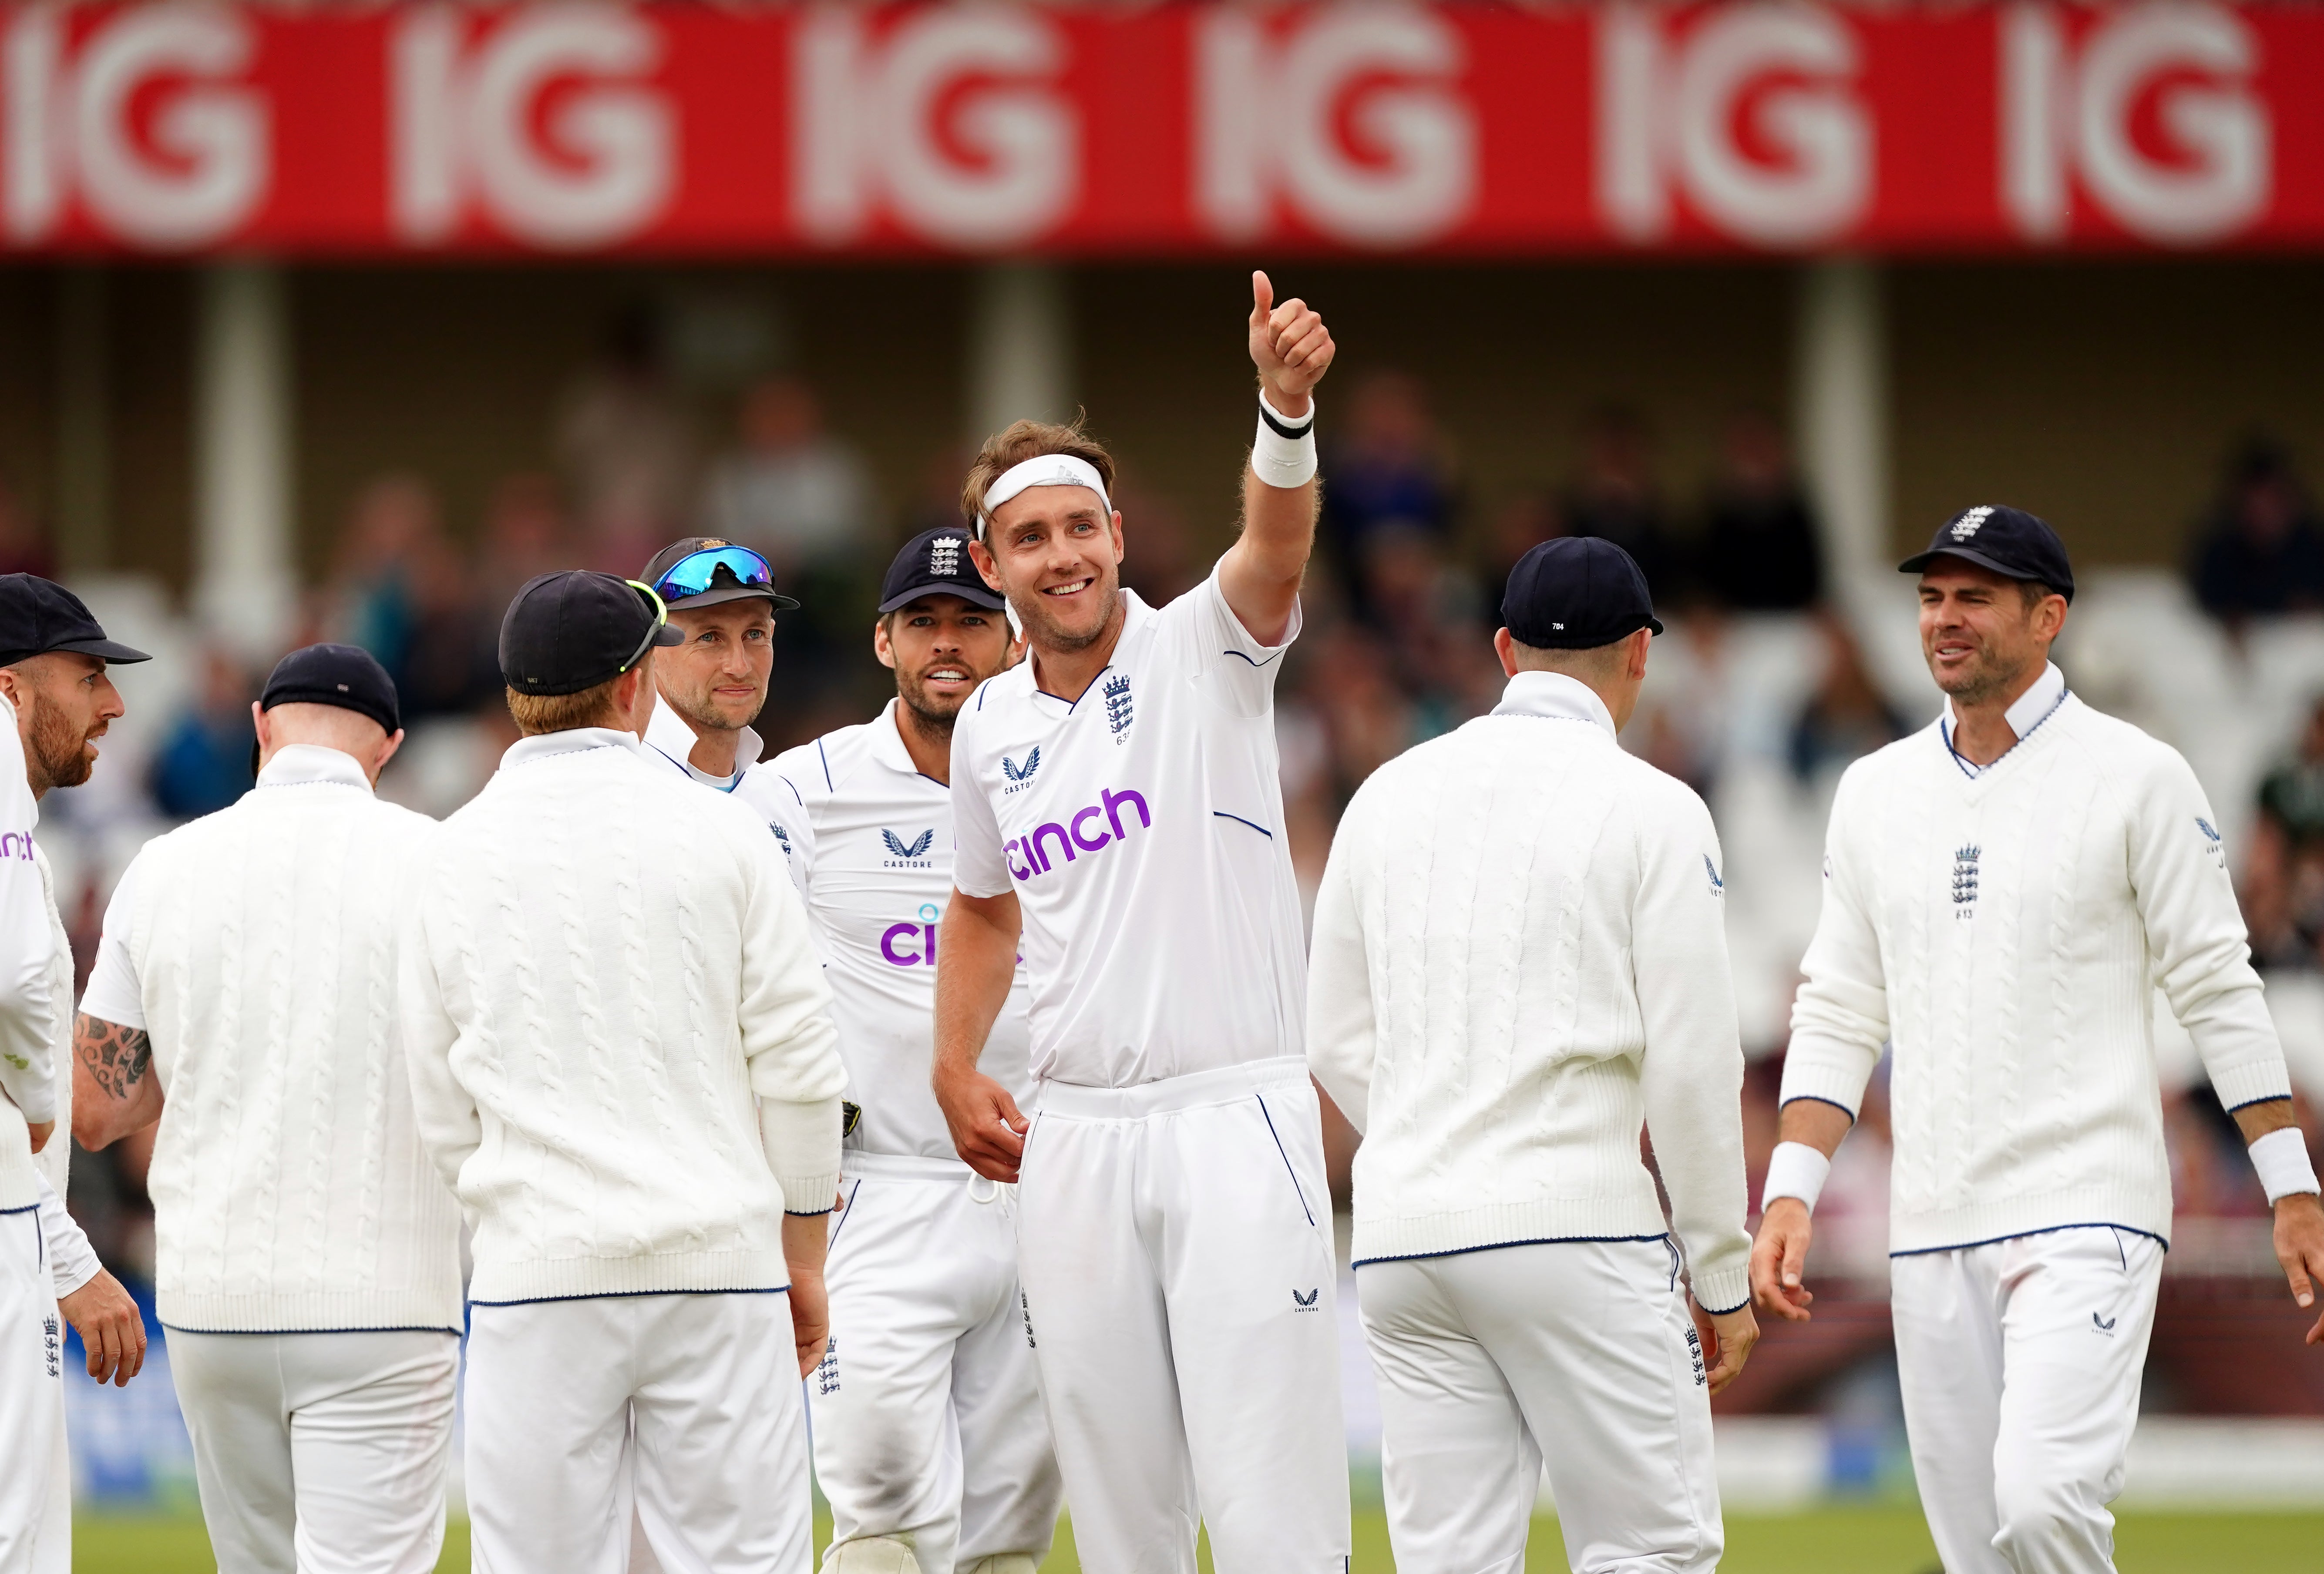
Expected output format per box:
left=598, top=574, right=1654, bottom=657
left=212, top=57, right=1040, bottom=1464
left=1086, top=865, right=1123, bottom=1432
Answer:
left=1632, top=788, right=1752, bottom=1317
left=743, top=762, right=818, bottom=905
left=1305, top=792, right=1377, bottom=1135
left=1157, top=565, right=1302, bottom=718
left=398, top=862, right=481, bottom=1196
left=948, top=701, right=1014, bottom=900
left=35, top=1170, right=99, bottom=1299
left=77, top=856, right=147, bottom=1034
left=0, top=703, right=55, bottom=1127
left=1783, top=766, right=1889, bottom=1121
left=2129, top=748, right=2292, bottom=1113
left=734, top=817, right=847, bottom=1212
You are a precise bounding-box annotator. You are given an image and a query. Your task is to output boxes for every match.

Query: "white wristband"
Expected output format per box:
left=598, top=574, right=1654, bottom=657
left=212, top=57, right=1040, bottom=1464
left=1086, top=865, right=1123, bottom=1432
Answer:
left=2251, top=1125, right=2321, bottom=1204
left=1251, top=392, right=1316, bottom=489
left=1761, top=1141, right=1832, bottom=1215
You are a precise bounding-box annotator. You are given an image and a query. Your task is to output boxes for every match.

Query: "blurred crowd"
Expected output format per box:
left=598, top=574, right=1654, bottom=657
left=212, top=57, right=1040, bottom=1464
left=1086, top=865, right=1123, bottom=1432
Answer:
left=11, top=311, right=2323, bottom=1290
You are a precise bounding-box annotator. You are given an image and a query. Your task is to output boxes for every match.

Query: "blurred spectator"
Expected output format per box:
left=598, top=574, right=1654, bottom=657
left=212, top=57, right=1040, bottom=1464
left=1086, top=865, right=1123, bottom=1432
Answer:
left=2245, top=695, right=2324, bottom=967
left=1563, top=407, right=1679, bottom=602
left=476, top=472, right=570, bottom=609
left=698, top=374, right=874, bottom=583
left=1321, top=371, right=1457, bottom=610
left=556, top=302, right=697, bottom=572
left=1699, top=413, right=1824, bottom=611
left=0, top=480, right=53, bottom=579
left=150, top=646, right=255, bottom=820
left=400, top=536, right=496, bottom=721
left=1115, top=477, right=1201, bottom=607
left=1789, top=613, right=1910, bottom=787
left=1483, top=491, right=1566, bottom=613
left=2188, top=440, right=2324, bottom=619
left=327, top=474, right=441, bottom=694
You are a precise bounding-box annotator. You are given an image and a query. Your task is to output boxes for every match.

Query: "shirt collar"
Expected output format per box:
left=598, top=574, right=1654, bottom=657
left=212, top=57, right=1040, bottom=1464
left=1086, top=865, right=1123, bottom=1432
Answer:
left=871, top=698, right=923, bottom=777
left=255, top=743, right=373, bottom=793
left=641, top=695, right=760, bottom=792
left=1941, top=660, right=2068, bottom=775
left=1490, top=670, right=1619, bottom=741
left=501, top=727, right=646, bottom=772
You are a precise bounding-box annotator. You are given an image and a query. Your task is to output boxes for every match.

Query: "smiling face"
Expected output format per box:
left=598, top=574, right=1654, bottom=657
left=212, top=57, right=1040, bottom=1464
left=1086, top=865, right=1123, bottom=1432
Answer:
left=878, top=593, right=1012, bottom=732
left=969, top=484, right=1125, bottom=655
left=660, top=599, right=776, bottom=735
left=1917, top=556, right=2067, bottom=708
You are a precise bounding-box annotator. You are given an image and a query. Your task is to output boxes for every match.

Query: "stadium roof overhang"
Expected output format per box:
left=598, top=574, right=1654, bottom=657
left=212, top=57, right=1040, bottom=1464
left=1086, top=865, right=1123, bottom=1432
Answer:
left=3, top=0, right=2317, bottom=261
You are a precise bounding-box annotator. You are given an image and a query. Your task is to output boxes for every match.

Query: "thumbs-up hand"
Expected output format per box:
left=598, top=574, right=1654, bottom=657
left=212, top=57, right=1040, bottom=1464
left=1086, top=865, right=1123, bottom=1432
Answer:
left=1248, top=269, right=1333, bottom=416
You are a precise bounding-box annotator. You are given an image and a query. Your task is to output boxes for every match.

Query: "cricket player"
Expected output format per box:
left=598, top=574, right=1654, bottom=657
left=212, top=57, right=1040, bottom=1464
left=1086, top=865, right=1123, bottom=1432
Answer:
left=933, top=272, right=1347, bottom=1570
left=402, top=571, right=847, bottom=1574
left=1754, top=506, right=2324, bottom=1574
left=637, top=537, right=797, bottom=794
left=74, top=643, right=463, bottom=1574
left=762, top=529, right=1058, bottom=1574
left=1308, top=537, right=1756, bottom=1574
left=0, top=575, right=149, bottom=1574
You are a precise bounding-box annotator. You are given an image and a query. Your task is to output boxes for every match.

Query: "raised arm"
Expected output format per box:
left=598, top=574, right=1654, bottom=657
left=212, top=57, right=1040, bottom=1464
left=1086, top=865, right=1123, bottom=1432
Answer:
left=1220, top=270, right=1334, bottom=646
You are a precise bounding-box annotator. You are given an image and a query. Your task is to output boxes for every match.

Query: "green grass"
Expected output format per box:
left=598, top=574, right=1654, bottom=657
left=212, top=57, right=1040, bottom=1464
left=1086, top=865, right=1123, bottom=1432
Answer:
left=70, top=1508, right=2324, bottom=1572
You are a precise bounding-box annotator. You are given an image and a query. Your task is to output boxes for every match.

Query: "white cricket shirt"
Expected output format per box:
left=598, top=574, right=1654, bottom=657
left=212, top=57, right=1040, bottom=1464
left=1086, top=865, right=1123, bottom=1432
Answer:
left=951, top=567, right=1306, bottom=1088
left=0, top=691, right=60, bottom=1212
left=761, top=701, right=1034, bottom=1161
left=642, top=695, right=807, bottom=879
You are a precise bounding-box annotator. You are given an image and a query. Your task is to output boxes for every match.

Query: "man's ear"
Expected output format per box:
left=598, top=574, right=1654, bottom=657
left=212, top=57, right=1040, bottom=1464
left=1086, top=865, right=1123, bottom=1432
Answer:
left=873, top=617, right=898, bottom=671
left=1110, top=510, right=1126, bottom=564
left=968, top=538, right=1003, bottom=591
left=0, top=665, right=24, bottom=709
left=250, top=701, right=271, bottom=756
left=1629, top=626, right=1653, bottom=681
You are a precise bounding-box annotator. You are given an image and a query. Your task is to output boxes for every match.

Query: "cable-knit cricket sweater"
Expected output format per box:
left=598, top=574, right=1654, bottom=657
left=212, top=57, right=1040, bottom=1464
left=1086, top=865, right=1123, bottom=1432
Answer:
left=401, top=728, right=845, bottom=1303
left=1307, top=671, right=1754, bottom=1316
left=79, top=745, right=463, bottom=1331
left=1786, top=675, right=2293, bottom=1253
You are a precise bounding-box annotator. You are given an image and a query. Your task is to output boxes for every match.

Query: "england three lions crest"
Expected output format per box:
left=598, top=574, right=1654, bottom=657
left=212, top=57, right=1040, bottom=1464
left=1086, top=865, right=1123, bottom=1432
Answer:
left=1104, top=674, right=1133, bottom=742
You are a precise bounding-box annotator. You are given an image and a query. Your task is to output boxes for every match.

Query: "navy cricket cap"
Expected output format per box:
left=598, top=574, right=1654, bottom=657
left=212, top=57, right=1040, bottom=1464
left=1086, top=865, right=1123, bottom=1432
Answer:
left=0, top=575, right=150, bottom=668
left=1900, top=505, right=2075, bottom=602
left=639, top=537, right=800, bottom=612
left=1501, top=537, right=1665, bottom=650
left=498, top=571, right=682, bottom=697
left=878, top=527, right=1007, bottom=615
left=261, top=643, right=400, bottom=735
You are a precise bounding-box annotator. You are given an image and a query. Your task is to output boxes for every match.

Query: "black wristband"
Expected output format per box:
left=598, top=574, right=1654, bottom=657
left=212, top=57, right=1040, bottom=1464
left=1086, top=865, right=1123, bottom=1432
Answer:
left=1258, top=398, right=1314, bottom=440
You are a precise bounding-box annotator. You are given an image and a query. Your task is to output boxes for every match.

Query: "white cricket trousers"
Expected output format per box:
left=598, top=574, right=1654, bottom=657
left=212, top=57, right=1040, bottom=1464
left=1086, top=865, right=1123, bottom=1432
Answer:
left=464, top=1291, right=814, bottom=1574
left=1016, top=1057, right=1351, bottom=1574
left=0, top=1206, right=61, bottom=1574
left=813, top=1152, right=1061, bottom=1574
left=1892, top=1225, right=2164, bottom=1574
left=1359, top=1238, right=1722, bottom=1574
left=169, top=1328, right=459, bottom=1574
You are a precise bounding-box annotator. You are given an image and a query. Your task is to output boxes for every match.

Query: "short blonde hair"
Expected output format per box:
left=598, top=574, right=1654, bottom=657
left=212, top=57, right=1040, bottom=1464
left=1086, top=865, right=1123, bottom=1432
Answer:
left=959, top=416, right=1117, bottom=533
left=504, top=677, right=623, bottom=737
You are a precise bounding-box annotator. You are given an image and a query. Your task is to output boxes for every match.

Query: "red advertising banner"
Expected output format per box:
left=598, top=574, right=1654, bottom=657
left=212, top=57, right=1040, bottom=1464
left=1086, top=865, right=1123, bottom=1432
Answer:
left=2, top=1, right=2318, bottom=258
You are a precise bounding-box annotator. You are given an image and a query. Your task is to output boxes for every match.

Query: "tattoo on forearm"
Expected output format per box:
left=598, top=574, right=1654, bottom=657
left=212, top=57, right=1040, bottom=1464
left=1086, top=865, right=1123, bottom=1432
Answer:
left=76, top=1014, right=151, bottom=1102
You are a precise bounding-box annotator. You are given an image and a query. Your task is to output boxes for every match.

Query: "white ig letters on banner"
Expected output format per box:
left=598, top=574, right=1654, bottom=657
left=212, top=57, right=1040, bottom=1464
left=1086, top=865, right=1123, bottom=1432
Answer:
left=392, top=3, right=675, bottom=250
left=4, top=1, right=269, bottom=248
left=2003, top=1, right=2269, bottom=245
left=794, top=4, right=1078, bottom=250
left=1197, top=2, right=1476, bottom=248
left=1598, top=2, right=1872, bottom=248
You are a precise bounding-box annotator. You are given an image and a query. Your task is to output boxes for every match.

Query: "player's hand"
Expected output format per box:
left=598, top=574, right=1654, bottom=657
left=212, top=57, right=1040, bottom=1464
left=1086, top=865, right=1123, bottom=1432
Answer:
left=61, top=1269, right=146, bottom=1386
left=933, top=1064, right=1029, bottom=1184
left=26, top=1119, right=51, bottom=1153
left=1248, top=271, right=1333, bottom=416
left=1698, top=1302, right=1759, bottom=1396
left=2273, top=1192, right=2324, bottom=1347
left=1750, top=1198, right=1817, bottom=1322
left=788, top=1259, right=829, bottom=1379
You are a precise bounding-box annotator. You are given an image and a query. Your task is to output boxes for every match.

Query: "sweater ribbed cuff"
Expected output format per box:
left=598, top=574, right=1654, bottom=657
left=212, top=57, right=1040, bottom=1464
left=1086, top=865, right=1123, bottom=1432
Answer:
left=779, top=1172, right=841, bottom=1215
left=1690, top=1264, right=1751, bottom=1318
left=2211, top=1059, right=2294, bottom=1113
left=1775, top=1039, right=1870, bottom=1119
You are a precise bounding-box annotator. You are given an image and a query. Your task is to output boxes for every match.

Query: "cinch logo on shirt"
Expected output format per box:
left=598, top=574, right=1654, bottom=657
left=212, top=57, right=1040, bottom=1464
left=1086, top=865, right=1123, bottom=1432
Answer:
left=0, top=830, right=32, bottom=861
left=1006, top=787, right=1150, bottom=881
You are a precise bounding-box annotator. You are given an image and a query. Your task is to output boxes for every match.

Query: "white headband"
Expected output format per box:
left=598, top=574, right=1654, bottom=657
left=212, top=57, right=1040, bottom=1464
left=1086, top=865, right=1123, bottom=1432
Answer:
left=979, top=454, right=1110, bottom=537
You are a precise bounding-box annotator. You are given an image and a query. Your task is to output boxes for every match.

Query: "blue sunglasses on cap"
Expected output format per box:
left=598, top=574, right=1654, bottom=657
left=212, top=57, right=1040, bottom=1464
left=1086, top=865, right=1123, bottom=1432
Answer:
left=652, top=544, right=802, bottom=609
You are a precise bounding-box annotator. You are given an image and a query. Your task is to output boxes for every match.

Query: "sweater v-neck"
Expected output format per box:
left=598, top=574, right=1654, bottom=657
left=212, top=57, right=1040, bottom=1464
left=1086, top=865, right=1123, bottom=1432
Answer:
left=1939, top=663, right=2070, bottom=787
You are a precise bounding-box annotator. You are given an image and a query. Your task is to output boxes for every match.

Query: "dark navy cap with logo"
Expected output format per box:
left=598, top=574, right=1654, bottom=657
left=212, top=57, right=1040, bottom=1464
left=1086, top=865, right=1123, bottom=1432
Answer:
left=261, top=643, right=400, bottom=736
left=1899, top=504, right=2076, bottom=602
left=0, top=575, right=150, bottom=668
left=499, top=571, right=682, bottom=697
left=1500, top=537, right=1665, bottom=650
left=878, top=527, right=1007, bottom=615
left=640, top=537, right=800, bottom=612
